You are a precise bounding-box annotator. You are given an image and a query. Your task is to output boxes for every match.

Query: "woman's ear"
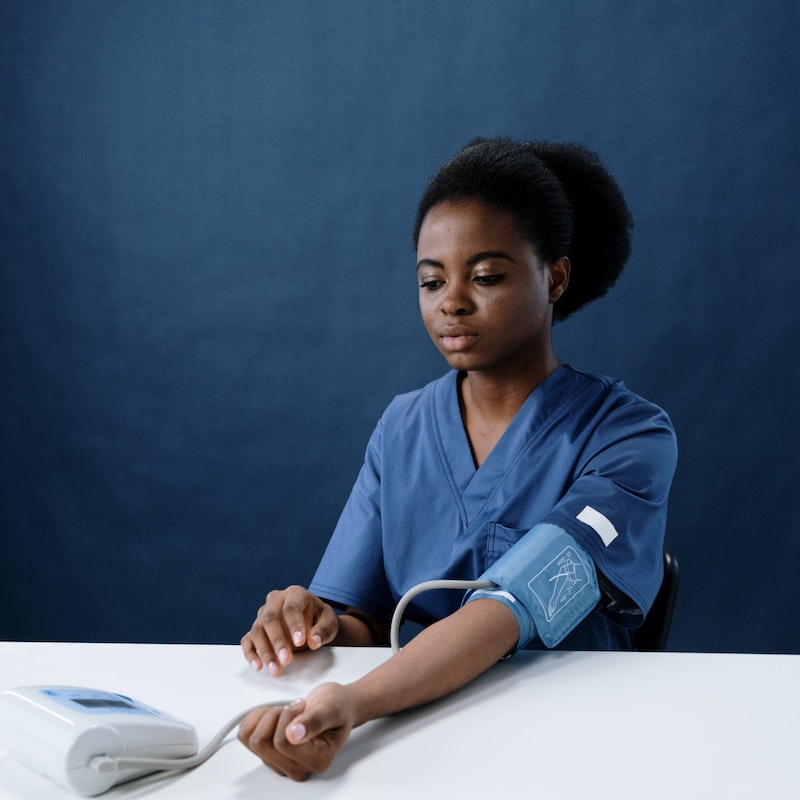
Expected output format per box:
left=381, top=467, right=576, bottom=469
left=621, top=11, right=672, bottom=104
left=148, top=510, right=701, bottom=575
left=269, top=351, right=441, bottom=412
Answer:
left=548, top=256, right=570, bottom=302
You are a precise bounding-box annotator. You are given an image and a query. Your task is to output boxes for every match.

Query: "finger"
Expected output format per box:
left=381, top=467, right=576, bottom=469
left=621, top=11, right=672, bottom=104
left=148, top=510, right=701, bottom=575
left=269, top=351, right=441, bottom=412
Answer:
left=280, top=700, right=310, bottom=746
left=272, top=689, right=351, bottom=778
left=240, top=631, right=270, bottom=672
left=271, top=701, right=320, bottom=781
left=244, top=611, right=282, bottom=675
left=278, top=683, right=345, bottom=746
left=238, top=706, right=286, bottom=775
left=257, top=592, right=297, bottom=674
left=308, top=603, right=339, bottom=649
left=281, top=586, right=314, bottom=650
left=240, top=632, right=258, bottom=666
left=240, top=702, right=310, bottom=781
left=237, top=706, right=276, bottom=749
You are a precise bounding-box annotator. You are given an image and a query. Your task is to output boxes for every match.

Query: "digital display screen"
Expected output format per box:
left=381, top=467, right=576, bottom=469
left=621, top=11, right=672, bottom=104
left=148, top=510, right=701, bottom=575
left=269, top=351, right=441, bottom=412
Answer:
left=39, top=687, right=159, bottom=716
left=72, top=698, right=138, bottom=710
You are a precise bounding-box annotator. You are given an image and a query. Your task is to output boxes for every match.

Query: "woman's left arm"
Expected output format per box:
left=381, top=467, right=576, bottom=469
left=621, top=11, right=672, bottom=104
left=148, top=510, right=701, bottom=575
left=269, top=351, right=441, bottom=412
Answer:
left=238, top=598, right=519, bottom=781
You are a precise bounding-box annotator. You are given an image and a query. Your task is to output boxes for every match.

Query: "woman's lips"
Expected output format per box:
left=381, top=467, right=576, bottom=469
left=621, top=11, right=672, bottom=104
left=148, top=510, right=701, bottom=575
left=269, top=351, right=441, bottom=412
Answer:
left=439, top=326, right=479, bottom=351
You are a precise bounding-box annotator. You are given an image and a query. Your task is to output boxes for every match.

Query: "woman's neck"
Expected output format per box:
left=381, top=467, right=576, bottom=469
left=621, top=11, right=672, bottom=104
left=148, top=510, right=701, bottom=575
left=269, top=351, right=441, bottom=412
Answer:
left=458, top=354, right=562, bottom=467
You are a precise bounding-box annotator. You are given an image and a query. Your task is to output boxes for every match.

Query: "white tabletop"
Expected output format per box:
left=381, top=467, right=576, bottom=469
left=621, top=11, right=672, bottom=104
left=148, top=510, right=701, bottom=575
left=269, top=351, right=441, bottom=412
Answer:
left=0, top=641, right=798, bottom=799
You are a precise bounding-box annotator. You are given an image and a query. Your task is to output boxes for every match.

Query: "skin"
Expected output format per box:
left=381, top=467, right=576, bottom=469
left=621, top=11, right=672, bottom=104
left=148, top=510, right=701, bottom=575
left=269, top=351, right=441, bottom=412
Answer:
left=239, top=197, right=571, bottom=781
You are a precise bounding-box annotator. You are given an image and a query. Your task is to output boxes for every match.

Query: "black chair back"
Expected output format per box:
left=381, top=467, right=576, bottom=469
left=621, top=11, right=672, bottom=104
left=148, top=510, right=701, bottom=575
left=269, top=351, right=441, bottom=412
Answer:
left=632, top=552, right=679, bottom=651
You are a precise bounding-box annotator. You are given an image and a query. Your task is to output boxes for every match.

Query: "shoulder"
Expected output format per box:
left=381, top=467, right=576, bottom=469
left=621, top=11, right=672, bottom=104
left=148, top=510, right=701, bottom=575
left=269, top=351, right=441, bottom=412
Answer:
left=562, top=365, right=677, bottom=465
left=359, top=371, right=454, bottom=459
left=563, top=365, right=673, bottom=421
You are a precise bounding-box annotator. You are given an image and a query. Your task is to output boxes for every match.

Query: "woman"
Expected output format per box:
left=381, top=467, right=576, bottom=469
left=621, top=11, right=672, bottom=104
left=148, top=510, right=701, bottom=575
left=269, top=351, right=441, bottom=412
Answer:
left=239, top=137, right=677, bottom=780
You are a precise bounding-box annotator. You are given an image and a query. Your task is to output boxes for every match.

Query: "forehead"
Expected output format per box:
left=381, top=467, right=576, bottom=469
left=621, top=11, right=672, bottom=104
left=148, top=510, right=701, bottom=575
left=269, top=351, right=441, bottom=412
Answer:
left=417, top=198, right=531, bottom=254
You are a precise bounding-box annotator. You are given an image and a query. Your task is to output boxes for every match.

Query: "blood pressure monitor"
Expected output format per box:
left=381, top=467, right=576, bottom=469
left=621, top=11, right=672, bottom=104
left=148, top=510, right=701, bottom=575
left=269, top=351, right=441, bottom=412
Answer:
left=0, top=685, right=198, bottom=796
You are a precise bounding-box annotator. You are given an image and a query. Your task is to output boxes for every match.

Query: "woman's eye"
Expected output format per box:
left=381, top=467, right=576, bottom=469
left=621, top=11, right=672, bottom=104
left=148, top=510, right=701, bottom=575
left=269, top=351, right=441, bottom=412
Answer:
left=419, top=279, right=444, bottom=290
left=474, top=274, right=505, bottom=286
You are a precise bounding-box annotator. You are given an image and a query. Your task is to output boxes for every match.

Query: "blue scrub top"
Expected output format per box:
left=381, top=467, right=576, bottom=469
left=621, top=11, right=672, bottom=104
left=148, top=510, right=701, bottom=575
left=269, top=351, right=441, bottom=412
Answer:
left=310, top=366, right=677, bottom=650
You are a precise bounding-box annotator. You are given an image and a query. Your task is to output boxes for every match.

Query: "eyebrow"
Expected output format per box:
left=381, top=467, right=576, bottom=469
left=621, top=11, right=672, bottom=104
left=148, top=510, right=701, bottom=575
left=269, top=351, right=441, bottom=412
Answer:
left=416, top=250, right=517, bottom=270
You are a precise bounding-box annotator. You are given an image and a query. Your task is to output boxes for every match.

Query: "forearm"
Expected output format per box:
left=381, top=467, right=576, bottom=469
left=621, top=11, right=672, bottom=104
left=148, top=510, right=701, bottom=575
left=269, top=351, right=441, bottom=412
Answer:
left=347, top=598, right=519, bottom=725
left=239, top=600, right=519, bottom=779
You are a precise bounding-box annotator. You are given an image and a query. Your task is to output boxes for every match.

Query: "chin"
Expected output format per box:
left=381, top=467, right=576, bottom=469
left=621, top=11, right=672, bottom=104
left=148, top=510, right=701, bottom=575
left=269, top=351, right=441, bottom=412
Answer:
left=442, top=354, right=484, bottom=372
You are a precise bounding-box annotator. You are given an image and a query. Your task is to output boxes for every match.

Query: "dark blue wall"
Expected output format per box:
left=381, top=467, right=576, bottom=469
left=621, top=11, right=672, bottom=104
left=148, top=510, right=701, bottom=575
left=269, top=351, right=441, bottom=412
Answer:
left=2, top=1, right=798, bottom=653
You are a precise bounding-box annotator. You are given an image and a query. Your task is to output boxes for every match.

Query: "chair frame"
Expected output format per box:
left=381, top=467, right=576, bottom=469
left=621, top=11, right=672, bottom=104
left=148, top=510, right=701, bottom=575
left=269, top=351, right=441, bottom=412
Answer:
left=632, top=551, right=679, bottom=651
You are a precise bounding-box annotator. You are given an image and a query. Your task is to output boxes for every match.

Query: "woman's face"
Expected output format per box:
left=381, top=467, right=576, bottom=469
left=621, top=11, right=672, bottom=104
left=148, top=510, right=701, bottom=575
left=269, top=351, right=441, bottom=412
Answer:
left=416, top=198, right=568, bottom=378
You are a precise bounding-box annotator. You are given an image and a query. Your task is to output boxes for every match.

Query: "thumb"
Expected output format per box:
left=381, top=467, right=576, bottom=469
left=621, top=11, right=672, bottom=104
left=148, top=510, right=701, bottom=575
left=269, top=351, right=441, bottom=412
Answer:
left=283, top=698, right=309, bottom=745
left=283, top=682, right=348, bottom=745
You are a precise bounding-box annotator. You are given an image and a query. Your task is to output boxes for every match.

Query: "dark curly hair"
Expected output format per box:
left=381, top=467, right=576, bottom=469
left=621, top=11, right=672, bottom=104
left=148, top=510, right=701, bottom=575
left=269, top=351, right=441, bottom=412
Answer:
left=413, top=137, right=633, bottom=321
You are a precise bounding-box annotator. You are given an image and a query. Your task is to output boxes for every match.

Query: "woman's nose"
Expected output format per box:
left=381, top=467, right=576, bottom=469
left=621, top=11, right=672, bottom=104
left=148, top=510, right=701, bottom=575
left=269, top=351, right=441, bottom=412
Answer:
left=440, top=282, right=473, bottom=315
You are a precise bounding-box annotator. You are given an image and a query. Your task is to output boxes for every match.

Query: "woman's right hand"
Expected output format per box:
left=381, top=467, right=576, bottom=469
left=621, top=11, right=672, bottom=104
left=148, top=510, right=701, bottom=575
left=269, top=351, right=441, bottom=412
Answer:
left=241, top=586, right=339, bottom=676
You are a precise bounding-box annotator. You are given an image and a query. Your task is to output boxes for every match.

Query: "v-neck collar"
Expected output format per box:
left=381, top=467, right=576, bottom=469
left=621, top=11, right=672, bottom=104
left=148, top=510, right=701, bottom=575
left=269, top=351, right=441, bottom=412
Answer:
left=431, top=366, right=583, bottom=521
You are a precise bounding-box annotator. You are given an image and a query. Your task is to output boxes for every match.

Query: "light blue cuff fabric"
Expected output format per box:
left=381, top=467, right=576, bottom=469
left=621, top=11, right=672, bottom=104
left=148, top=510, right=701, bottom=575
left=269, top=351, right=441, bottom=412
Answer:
left=464, top=523, right=601, bottom=650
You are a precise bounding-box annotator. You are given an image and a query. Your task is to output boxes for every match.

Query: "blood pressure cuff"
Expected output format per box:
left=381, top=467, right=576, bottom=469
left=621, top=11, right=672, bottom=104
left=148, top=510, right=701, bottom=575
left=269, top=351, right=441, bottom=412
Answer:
left=464, top=523, right=601, bottom=650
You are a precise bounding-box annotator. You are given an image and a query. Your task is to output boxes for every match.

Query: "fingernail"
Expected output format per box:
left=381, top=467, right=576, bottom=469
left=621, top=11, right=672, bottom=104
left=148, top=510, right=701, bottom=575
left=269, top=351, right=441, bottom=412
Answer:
left=310, top=634, right=322, bottom=649
left=292, top=631, right=303, bottom=646
left=250, top=659, right=261, bottom=671
left=278, top=648, right=289, bottom=664
left=288, top=722, right=306, bottom=743
left=268, top=661, right=279, bottom=676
